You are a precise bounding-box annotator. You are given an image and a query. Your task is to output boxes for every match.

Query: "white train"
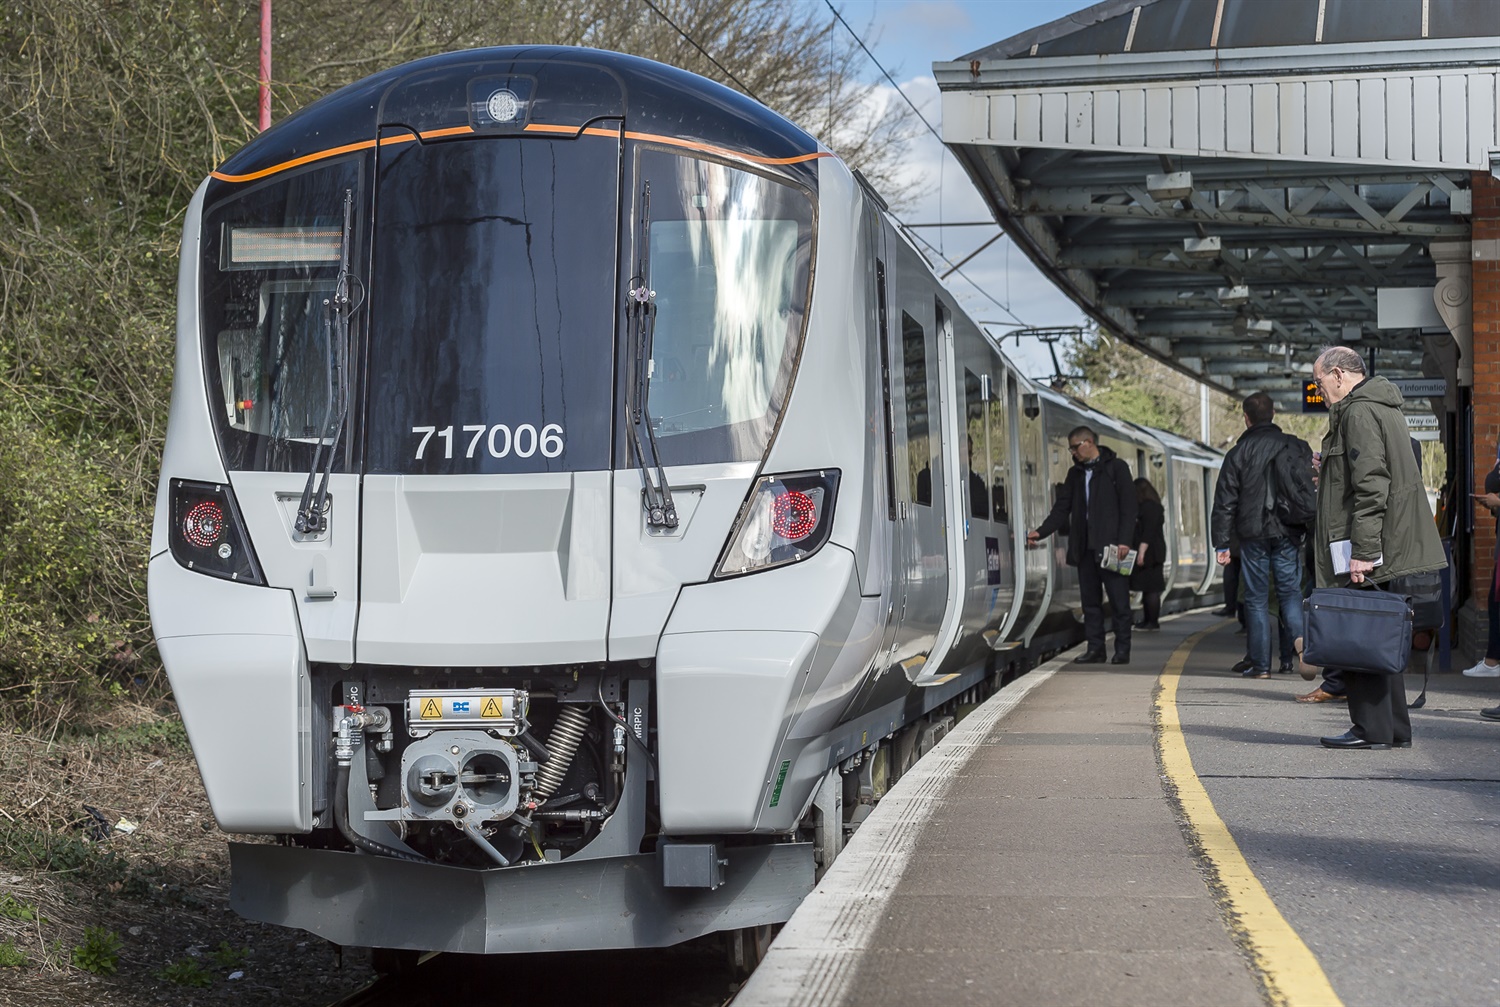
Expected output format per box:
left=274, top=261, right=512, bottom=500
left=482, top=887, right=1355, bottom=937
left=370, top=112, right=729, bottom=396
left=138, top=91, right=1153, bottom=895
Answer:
left=147, top=46, right=1222, bottom=965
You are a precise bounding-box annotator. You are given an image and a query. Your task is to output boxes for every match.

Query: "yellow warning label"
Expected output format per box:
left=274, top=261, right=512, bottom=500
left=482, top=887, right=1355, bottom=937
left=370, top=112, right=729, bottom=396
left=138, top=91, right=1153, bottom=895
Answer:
left=481, top=697, right=504, bottom=719
left=420, top=697, right=442, bottom=720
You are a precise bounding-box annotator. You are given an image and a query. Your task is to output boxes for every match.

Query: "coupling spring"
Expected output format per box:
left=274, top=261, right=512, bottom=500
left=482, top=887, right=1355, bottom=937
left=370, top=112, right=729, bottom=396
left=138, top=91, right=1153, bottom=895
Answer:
left=535, top=706, right=591, bottom=798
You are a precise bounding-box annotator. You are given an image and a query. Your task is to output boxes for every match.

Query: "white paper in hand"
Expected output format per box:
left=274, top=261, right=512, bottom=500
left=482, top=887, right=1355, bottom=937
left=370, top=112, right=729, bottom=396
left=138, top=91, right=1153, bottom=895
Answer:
left=1330, top=539, right=1382, bottom=575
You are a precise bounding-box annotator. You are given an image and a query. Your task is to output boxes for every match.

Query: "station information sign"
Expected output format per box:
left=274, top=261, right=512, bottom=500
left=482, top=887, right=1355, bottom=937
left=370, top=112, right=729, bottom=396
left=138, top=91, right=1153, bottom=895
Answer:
left=1302, top=380, right=1327, bottom=413
left=1390, top=378, right=1449, bottom=398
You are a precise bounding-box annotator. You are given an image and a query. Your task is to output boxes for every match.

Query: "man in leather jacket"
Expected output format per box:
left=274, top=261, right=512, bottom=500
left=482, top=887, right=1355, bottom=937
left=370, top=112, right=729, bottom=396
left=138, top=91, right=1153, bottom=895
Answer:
left=1211, top=392, right=1315, bottom=680
left=1028, top=426, right=1137, bottom=665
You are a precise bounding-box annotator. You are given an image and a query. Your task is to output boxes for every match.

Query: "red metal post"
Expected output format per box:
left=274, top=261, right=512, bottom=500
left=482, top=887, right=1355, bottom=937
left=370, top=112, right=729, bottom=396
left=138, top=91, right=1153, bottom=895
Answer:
left=258, top=0, right=272, bottom=132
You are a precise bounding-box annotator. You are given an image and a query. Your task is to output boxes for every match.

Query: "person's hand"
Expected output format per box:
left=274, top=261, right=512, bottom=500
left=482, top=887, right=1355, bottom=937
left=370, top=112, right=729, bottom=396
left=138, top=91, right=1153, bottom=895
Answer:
left=1215, top=549, right=1231, bottom=566
left=1116, top=544, right=1130, bottom=560
left=1348, top=557, right=1376, bottom=584
left=1473, top=492, right=1500, bottom=511
left=1026, top=530, right=1040, bottom=545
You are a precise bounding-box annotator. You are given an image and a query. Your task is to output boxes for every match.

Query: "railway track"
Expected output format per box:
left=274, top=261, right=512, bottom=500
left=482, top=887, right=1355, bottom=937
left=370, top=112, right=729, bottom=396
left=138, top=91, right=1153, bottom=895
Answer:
left=325, top=941, right=740, bottom=1007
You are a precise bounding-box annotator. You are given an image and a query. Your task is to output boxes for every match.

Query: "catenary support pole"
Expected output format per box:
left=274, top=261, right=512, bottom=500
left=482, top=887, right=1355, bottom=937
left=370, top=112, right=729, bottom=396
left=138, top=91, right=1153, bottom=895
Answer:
left=259, top=0, right=272, bottom=132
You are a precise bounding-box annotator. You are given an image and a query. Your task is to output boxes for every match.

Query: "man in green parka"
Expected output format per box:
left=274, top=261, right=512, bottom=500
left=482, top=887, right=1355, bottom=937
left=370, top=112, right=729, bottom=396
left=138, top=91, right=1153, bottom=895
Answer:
left=1308, top=346, right=1446, bottom=749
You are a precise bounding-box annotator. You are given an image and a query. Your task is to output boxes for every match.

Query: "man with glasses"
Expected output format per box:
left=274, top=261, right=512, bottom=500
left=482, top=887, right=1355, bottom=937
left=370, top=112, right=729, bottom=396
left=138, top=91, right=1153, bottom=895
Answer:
left=1028, top=426, right=1138, bottom=664
left=1210, top=392, right=1315, bottom=681
left=1306, top=346, right=1446, bottom=749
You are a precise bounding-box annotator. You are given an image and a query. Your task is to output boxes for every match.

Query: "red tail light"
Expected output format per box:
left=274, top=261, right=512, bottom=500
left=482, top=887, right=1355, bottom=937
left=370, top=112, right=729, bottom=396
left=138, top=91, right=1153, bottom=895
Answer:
left=182, top=501, right=226, bottom=548
left=771, top=490, right=818, bottom=541
left=168, top=480, right=265, bottom=585
left=716, top=470, right=840, bottom=579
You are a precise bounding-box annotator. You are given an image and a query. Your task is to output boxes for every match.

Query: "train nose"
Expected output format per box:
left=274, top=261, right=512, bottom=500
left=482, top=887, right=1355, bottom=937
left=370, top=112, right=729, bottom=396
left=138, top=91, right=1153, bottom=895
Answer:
left=356, top=471, right=612, bottom=666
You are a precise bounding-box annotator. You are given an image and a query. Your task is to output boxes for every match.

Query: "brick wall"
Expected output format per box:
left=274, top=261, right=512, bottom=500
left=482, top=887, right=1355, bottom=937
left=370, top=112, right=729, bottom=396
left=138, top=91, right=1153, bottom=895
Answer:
left=1472, top=170, right=1500, bottom=608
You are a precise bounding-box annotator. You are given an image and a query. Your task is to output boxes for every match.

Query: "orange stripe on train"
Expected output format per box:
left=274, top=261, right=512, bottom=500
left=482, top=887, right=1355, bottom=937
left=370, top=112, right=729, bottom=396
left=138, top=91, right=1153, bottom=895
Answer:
left=211, top=122, right=825, bottom=183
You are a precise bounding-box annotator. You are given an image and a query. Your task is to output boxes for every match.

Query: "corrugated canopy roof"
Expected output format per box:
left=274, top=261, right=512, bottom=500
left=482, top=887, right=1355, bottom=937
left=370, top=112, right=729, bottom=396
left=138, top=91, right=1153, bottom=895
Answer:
left=967, top=0, right=1500, bottom=62
left=937, top=0, right=1496, bottom=411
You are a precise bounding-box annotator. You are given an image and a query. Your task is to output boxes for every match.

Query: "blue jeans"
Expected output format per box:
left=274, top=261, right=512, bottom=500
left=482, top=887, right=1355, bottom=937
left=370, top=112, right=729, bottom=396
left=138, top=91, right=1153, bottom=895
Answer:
left=1240, top=537, right=1305, bottom=674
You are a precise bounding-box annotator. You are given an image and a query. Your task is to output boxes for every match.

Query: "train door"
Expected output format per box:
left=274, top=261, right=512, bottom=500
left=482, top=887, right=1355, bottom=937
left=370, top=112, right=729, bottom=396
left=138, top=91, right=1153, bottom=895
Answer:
left=896, top=295, right=949, bottom=675
left=1173, top=463, right=1209, bottom=599
left=944, top=347, right=1015, bottom=647
left=860, top=243, right=907, bottom=690
left=1010, top=378, right=1051, bottom=641
left=355, top=125, right=619, bottom=665
left=985, top=363, right=1019, bottom=637
left=1200, top=464, right=1223, bottom=594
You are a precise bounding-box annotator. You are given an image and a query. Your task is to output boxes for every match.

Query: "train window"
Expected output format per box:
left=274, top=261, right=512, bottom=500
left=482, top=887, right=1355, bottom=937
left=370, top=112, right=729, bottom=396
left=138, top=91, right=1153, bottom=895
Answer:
left=365, top=134, right=618, bottom=474
left=964, top=369, right=987, bottom=520
left=988, top=374, right=1010, bottom=524
left=200, top=157, right=363, bottom=472
left=635, top=148, right=814, bottom=466
left=902, top=311, right=931, bottom=506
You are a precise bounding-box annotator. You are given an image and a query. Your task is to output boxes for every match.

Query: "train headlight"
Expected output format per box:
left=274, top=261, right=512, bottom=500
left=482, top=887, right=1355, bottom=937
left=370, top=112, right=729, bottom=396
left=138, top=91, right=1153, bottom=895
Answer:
left=168, top=479, right=265, bottom=585
left=714, top=470, right=840, bottom=579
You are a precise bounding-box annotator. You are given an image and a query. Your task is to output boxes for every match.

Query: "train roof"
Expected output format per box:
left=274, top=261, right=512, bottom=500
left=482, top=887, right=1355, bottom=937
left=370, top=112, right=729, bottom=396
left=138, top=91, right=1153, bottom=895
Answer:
left=205, top=46, right=825, bottom=201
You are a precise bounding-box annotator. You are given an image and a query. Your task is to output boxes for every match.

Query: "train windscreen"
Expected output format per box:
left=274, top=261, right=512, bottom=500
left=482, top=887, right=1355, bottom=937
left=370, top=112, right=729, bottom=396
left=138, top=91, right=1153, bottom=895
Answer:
left=200, top=157, right=364, bottom=472
left=364, top=134, right=619, bottom=474
left=638, top=148, right=814, bottom=466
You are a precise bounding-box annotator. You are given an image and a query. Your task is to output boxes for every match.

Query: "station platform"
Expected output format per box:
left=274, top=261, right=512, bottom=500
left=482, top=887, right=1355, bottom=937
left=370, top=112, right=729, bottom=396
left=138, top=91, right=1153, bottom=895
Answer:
left=738, top=611, right=1500, bottom=1007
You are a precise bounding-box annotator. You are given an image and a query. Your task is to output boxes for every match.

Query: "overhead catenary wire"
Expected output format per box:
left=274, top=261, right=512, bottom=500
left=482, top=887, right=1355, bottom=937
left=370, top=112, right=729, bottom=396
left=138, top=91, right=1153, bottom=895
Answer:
left=904, top=228, right=1027, bottom=327
left=821, top=1, right=1027, bottom=328
left=639, top=0, right=765, bottom=104
left=822, top=0, right=943, bottom=145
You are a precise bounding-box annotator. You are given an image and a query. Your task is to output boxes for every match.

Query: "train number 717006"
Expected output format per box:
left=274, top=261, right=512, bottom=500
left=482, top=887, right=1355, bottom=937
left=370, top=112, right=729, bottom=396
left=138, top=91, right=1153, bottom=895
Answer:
left=411, top=423, right=565, bottom=460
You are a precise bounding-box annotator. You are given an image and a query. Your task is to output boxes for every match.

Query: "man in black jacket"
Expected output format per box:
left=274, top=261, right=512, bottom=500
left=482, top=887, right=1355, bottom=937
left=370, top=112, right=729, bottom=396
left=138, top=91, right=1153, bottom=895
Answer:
left=1028, top=426, right=1138, bottom=664
left=1211, top=392, right=1314, bottom=680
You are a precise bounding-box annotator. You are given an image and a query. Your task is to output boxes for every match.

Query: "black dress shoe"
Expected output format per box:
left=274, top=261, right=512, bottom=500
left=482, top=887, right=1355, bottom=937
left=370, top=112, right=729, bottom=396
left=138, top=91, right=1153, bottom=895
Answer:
left=1110, top=653, right=1130, bottom=665
left=1391, top=740, right=1412, bottom=749
left=1073, top=651, right=1107, bottom=664
left=1320, top=730, right=1391, bottom=750
left=1231, top=658, right=1254, bottom=674
left=1482, top=706, right=1500, bottom=722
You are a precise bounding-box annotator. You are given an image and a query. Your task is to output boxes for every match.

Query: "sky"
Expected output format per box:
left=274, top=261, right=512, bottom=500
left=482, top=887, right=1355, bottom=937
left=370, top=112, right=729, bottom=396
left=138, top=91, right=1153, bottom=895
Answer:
left=827, top=0, right=1100, bottom=380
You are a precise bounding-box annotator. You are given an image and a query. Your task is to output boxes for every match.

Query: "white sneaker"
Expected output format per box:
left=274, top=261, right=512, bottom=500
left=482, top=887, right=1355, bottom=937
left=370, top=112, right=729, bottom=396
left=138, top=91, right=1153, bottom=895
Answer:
left=1462, top=660, right=1500, bottom=677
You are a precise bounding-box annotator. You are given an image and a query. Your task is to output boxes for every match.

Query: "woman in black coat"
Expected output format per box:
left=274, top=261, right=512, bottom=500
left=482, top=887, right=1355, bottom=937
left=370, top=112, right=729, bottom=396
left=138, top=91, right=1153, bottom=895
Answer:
left=1131, top=478, right=1168, bottom=630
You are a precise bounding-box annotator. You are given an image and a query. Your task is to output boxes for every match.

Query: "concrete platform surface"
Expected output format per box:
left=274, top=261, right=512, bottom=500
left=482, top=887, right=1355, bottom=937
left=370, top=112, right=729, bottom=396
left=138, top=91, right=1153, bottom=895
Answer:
left=738, top=611, right=1500, bottom=1007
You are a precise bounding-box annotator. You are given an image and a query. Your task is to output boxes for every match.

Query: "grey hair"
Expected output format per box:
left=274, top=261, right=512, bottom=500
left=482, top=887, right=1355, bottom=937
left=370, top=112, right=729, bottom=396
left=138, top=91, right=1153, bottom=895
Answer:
left=1314, top=345, right=1365, bottom=376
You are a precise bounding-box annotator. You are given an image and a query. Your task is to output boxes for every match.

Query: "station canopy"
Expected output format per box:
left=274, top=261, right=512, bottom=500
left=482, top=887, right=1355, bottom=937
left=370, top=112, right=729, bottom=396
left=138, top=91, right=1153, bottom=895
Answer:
left=937, top=0, right=1500, bottom=411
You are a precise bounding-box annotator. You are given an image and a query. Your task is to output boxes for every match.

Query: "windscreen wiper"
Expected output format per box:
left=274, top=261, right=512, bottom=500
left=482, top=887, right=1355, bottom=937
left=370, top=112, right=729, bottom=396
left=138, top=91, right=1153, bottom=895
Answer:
left=627, top=181, right=678, bottom=529
left=295, top=189, right=355, bottom=535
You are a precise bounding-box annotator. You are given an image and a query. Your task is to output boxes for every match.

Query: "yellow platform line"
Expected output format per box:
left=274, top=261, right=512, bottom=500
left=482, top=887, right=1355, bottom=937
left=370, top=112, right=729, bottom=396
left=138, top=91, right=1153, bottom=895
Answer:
left=1156, top=625, right=1344, bottom=1007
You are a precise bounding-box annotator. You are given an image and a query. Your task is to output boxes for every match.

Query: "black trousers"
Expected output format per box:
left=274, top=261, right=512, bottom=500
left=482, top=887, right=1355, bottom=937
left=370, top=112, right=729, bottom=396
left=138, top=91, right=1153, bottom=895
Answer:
left=1077, top=560, right=1132, bottom=656
left=1343, top=670, right=1411, bottom=745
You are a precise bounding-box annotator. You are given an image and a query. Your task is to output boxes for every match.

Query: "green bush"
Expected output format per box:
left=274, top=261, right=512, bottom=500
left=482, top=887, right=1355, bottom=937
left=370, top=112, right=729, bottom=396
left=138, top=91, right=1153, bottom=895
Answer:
left=0, top=893, right=43, bottom=922
left=156, top=957, right=214, bottom=987
left=70, top=926, right=121, bottom=975
left=209, top=940, right=249, bottom=969
left=0, top=940, right=27, bottom=968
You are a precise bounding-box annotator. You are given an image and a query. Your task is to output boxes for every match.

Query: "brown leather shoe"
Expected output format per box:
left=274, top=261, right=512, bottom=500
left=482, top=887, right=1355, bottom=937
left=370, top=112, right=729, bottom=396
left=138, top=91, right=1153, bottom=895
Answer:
left=1294, top=636, right=1318, bottom=681
left=1296, top=687, right=1347, bottom=703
